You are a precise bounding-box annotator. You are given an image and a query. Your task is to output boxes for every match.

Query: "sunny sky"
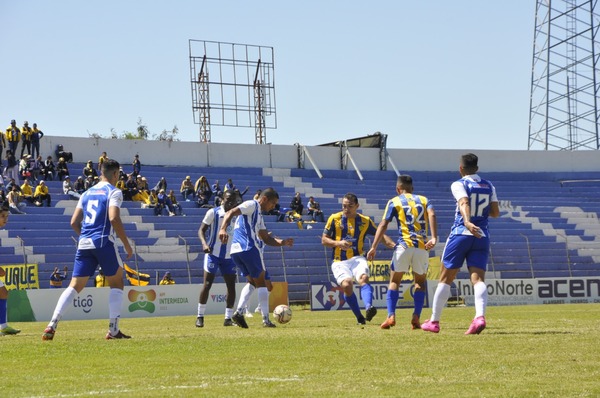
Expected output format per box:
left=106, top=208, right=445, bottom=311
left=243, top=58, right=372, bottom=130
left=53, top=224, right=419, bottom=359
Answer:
left=1, top=1, right=536, bottom=150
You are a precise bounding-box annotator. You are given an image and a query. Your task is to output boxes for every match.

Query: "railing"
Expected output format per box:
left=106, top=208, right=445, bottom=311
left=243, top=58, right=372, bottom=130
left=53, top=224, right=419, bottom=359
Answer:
left=15, top=236, right=31, bottom=289
left=519, top=233, right=535, bottom=279
left=130, top=239, right=142, bottom=285
left=301, top=145, right=323, bottom=179
left=178, top=235, right=192, bottom=284
left=555, top=232, right=573, bottom=278
left=344, top=146, right=364, bottom=181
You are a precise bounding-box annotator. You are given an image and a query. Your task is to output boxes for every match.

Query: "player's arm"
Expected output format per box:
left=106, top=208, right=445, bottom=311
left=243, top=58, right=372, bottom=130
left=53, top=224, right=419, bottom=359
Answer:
left=218, top=207, right=242, bottom=243
left=259, top=229, right=294, bottom=247
left=366, top=219, right=390, bottom=261
left=425, top=207, right=438, bottom=250
left=109, top=205, right=133, bottom=259
left=321, top=234, right=351, bottom=250
left=489, top=201, right=500, bottom=218
left=199, top=223, right=211, bottom=253
left=70, top=207, right=83, bottom=236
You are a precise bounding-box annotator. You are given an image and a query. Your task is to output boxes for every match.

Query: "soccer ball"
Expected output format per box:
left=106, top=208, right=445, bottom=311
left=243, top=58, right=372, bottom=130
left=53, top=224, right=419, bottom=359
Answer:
left=273, top=304, right=292, bottom=324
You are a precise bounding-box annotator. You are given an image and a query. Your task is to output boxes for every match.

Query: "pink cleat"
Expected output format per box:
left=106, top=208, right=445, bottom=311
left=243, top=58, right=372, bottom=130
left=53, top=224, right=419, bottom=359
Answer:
left=465, top=316, right=486, bottom=335
left=421, top=319, right=440, bottom=333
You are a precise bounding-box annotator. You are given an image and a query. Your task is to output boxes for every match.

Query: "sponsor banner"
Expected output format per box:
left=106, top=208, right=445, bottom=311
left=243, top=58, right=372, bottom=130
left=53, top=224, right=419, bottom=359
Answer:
left=1, top=264, right=40, bottom=290
left=440, top=277, right=600, bottom=306
left=311, top=282, right=422, bottom=311
left=14, top=282, right=289, bottom=322
left=368, top=257, right=442, bottom=283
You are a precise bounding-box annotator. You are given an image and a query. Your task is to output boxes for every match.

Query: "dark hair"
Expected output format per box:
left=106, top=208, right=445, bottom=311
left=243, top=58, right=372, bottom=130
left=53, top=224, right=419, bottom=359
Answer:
left=397, top=174, right=413, bottom=187
left=260, top=187, right=279, bottom=201
left=461, top=153, right=479, bottom=173
left=101, top=159, right=120, bottom=176
left=343, top=192, right=358, bottom=205
left=0, top=200, right=9, bottom=212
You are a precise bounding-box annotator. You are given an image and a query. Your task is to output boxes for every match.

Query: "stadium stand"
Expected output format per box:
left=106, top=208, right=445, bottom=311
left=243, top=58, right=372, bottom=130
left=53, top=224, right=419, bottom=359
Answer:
left=6, top=163, right=599, bottom=303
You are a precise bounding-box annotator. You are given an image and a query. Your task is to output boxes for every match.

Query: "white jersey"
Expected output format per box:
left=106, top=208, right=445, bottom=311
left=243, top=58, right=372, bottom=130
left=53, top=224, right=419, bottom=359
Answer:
left=202, top=205, right=236, bottom=259
left=76, top=181, right=122, bottom=250
left=230, top=199, right=266, bottom=254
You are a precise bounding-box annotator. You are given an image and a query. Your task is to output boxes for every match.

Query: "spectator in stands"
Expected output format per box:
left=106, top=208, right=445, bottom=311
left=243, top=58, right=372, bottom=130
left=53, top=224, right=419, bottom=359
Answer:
left=4, top=150, right=19, bottom=183
left=18, top=155, right=31, bottom=182
left=31, top=123, right=44, bottom=159
left=194, top=175, right=212, bottom=201
left=167, top=189, right=183, bottom=215
left=422, top=153, right=500, bottom=335
left=218, top=187, right=295, bottom=328
left=20, top=121, right=32, bottom=158
left=44, top=156, right=56, bottom=181
left=84, top=175, right=95, bottom=191
left=132, top=154, right=141, bottom=178
left=153, top=177, right=167, bottom=193
left=196, top=189, right=212, bottom=208
left=7, top=184, right=26, bottom=214
left=0, top=200, right=21, bottom=336
left=97, top=152, right=108, bottom=174
left=116, top=175, right=129, bottom=200
left=5, top=178, right=20, bottom=193
left=83, top=160, right=98, bottom=179
left=159, top=272, right=175, bottom=285
left=196, top=190, right=239, bottom=328
left=74, top=176, right=86, bottom=194
left=322, top=192, right=396, bottom=326
left=155, top=189, right=175, bottom=216
left=56, top=157, right=69, bottom=181
left=125, top=174, right=141, bottom=202
left=49, top=266, right=68, bottom=288
left=211, top=179, right=222, bottom=199
left=307, top=196, right=325, bottom=222
left=224, top=178, right=235, bottom=192
left=20, top=179, right=34, bottom=204
left=63, top=176, right=81, bottom=200
left=95, top=267, right=108, bottom=287
left=33, top=180, right=51, bottom=207
left=31, top=155, right=43, bottom=182
left=118, top=166, right=126, bottom=181
left=55, top=144, right=73, bottom=163
left=5, top=119, right=20, bottom=155
left=136, top=176, right=152, bottom=206
left=367, top=174, right=438, bottom=330
left=290, top=192, right=304, bottom=215
left=0, top=126, right=6, bottom=166
left=180, top=176, right=194, bottom=201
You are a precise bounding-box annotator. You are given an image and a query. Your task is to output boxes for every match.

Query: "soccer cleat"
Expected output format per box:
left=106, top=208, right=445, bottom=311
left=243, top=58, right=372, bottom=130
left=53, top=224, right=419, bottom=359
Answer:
left=195, top=316, right=204, bottom=328
left=411, top=314, right=421, bottom=330
left=357, top=316, right=367, bottom=325
left=263, top=319, right=277, bottom=328
left=380, top=315, right=396, bottom=330
left=365, top=306, right=377, bottom=322
left=465, top=316, right=486, bottom=335
left=223, top=318, right=234, bottom=327
left=42, top=327, right=55, bottom=341
left=421, top=320, right=440, bottom=333
left=254, top=306, right=261, bottom=313
left=1, top=325, right=21, bottom=335
left=232, top=311, right=249, bottom=329
left=105, top=330, right=132, bottom=340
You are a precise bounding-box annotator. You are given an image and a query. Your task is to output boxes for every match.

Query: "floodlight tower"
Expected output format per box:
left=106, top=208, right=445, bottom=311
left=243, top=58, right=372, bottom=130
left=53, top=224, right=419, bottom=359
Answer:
left=528, top=0, right=600, bottom=150
left=189, top=40, right=277, bottom=144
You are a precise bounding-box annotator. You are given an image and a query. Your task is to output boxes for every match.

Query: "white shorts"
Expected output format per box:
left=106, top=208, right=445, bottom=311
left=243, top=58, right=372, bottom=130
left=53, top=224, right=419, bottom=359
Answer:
left=332, top=256, right=369, bottom=285
left=391, top=246, right=429, bottom=275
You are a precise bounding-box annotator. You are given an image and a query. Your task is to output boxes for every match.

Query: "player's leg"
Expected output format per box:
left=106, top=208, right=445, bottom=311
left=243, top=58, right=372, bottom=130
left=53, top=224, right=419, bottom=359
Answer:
left=464, top=238, right=490, bottom=334
left=333, top=259, right=365, bottom=324
left=230, top=253, right=251, bottom=328
left=354, top=257, right=377, bottom=322
left=222, top=272, right=237, bottom=326
left=197, top=270, right=215, bottom=328
left=381, top=270, right=403, bottom=329
left=411, top=248, right=430, bottom=330
left=101, top=246, right=130, bottom=339
left=0, top=283, right=20, bottom=335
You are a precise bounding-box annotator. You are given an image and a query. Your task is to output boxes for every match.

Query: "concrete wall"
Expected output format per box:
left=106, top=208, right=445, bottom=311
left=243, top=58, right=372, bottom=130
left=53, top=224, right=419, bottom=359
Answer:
left=40, top=135, right=600, bottom=172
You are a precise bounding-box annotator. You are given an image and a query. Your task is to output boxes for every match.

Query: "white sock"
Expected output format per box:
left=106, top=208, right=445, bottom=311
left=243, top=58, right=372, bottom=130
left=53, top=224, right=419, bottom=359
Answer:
left=225, top=307, right=233, bottom=319
left=48, top=286, right=77, bottom=329
left=198, top=303, right=206, bottom=317
left=431, top=283, right=451, bottom=322
left=257, top=287, right=269, bottom=321
left=109, top=288, right=123, bottom=334
left=236, top=283, right=255, bottom=311
left=474, top=281, right=487, bottom=318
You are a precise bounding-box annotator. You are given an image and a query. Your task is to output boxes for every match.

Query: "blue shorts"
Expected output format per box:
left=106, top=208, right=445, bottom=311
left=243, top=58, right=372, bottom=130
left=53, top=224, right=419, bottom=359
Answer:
left=231, top=247, right=265, bottom=279
left=73, top=242, right=122, bottom=277
left=442, top=234, right=490, bottom=270
left=203, top=254, right=236, bottom=275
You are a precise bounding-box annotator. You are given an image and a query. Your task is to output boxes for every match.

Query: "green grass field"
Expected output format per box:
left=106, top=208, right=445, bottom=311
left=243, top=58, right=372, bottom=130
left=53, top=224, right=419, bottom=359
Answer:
left=3, top=303, right=600, bottom=397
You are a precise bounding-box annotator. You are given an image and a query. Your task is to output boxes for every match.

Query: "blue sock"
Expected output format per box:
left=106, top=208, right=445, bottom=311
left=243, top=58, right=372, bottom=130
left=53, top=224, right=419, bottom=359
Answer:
left=387, top=289, right=399, bottom=317
left=413, top=290, right=426, bottom=317
left=344, top=293, right=363, bottom=320
left=360, top=284, right=374, bottom=309
left=0, top=298, right=6, bottom=324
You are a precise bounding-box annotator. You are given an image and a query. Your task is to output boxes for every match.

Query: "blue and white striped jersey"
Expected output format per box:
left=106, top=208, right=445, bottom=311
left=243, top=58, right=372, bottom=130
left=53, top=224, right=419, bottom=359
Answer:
left=76, top=181, right=122, bottom=250
left=230, top=199, right=266, bottom=254
left=449, top=174, right=498, bottom=237
left=202, top=205, right=236, bottom=259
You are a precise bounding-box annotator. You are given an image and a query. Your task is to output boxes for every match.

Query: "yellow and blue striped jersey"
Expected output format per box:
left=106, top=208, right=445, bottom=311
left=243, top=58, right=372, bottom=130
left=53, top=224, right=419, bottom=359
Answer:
left=324, top=212, right=377, bottom=261
left=383, top=193, right=433, bottom=249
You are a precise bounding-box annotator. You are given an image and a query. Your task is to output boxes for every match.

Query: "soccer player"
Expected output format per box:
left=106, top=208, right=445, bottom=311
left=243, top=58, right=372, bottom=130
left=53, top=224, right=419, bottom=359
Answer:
left=218, top=187, right=294, bottom=328
left=367, top=175, right=437, bottom=330
left=196, top=190, right=239, bottom=328
left=0, top=201, right=21, bottom=336
left=422, top=153, right=499, bottom=335
left=42, top=159, right=134, bottom=341
left=322, top=192, right=396, bottom=325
